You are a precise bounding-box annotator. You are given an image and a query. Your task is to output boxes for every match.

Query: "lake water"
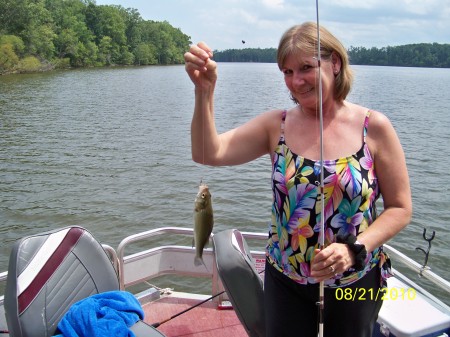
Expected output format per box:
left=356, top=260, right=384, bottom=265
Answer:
left=1, top=63, right=449, bottom=303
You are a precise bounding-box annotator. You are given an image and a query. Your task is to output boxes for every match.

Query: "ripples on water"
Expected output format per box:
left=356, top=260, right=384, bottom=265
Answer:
left=1, top=64, right=449, bottom=302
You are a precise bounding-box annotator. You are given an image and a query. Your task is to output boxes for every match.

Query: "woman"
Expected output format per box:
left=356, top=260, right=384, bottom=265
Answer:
left=184, top=22, right=412, bottom=337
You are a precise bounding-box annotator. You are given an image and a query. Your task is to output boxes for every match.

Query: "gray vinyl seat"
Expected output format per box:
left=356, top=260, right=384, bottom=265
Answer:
left=213, top=229, right=266, bottom=337
left=4, top=226, right=165, bottom=337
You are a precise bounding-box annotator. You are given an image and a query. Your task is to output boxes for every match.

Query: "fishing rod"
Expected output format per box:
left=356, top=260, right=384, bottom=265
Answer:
left=150, top=267, right=265, bottom=328
left=150, top=290, right=226, bottom=328
left=314, top=0, right=325, bottom=337
left=0, top=292, right=228, bottom=334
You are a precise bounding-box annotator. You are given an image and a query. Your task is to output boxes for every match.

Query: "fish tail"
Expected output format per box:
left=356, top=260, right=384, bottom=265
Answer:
left=194, top=256, right=204, bottom=267
left=194, top=256, right=208, bottom=270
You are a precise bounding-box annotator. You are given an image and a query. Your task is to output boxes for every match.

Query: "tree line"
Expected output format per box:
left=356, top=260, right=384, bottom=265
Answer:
left=348, top=44, right=450, bottom=68
left=0, top=0, right=192, bottom=74
left=213, top=48, right=277, bottom=63
left=213, top=43, right=450, bottom=68
left=1, top=0, right=448, bottom=75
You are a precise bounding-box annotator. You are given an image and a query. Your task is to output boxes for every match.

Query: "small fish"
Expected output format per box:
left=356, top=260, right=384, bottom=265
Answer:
left=193, top=182, right=214, bottom=267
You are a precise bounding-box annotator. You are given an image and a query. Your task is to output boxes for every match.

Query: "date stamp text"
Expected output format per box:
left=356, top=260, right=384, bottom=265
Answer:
left=335, top=287, right=417, bottom=301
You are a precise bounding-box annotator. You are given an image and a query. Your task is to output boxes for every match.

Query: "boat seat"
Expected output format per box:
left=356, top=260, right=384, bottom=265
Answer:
left=213, top=229, right=266, bottom=337
left=4, top=226, right=165, bottom=337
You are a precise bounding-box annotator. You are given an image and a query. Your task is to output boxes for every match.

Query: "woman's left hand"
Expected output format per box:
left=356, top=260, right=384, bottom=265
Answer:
left=310, top=243, right=355, bottom=282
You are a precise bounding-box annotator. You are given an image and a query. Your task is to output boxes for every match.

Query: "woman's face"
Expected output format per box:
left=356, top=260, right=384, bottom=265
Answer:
left=281, top=52, right=339, bottom=109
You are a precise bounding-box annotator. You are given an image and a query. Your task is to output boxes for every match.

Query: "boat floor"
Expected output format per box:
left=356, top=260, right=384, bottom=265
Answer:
left=142, top=294, right=247, bottom=337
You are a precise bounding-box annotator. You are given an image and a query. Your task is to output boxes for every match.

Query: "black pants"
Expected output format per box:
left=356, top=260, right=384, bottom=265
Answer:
left=264, top=261, right=384, bottom=337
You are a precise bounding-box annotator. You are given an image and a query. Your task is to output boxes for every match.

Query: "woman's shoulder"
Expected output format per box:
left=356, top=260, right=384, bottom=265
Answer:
left=262, top=108, right=286, bottom=118
left=346, top=102, right=393, bottom=131
left=255, top=109, right=286, bottom=128
left=350, top=105, right=400, bottom=157
left=366, top=109, right=395, bottom=135
left=257, top=109, right=287, bottom=153
left=239, top=108, right=285, bottom=142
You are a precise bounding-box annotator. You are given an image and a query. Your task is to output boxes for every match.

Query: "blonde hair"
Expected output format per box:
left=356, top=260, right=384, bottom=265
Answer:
left=277, top=22, right=353, bottom=101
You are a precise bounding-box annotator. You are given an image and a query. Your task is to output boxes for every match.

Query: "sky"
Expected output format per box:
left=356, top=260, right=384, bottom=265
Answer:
left=95, top=0, right=450, bottom=50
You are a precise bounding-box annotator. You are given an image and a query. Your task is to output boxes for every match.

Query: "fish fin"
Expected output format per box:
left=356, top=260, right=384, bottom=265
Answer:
left=194, top=256, right=209, bottom=271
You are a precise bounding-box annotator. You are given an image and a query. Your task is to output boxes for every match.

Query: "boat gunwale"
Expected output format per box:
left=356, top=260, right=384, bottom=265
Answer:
left=0, top=228, right=449, bottom=310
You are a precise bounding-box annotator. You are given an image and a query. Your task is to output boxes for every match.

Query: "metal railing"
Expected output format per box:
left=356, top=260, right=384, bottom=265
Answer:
left=116, top=226, right=227, bottom=299
left=1, top=227, right=449, bottom=308
left=384, top=244, right=450, bottom=294
left=116, top=227, right=267, bottom=295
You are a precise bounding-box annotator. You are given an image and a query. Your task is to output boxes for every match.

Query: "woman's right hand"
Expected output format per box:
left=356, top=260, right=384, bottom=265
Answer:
left=184, top=42, right=217, bottom=90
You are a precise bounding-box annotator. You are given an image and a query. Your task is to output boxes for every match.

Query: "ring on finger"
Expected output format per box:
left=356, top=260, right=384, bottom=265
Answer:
left=329, top=265, right=335, bottom=273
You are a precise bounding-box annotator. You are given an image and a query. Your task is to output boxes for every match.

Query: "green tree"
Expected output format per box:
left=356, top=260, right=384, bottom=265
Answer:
left=139, top=20, right=190, bottom=65
left=0, top=0, right=196, bottom=72
left=120, top=7, right=143, bottom=51
left=18, top=55, right=42, bottom=72
left=0, top=44, right=20, bottom=71
left=213, top=48, right=277, bottom=62
left=55, top=28, right=79, bottom=58
left=25, top=24, right=56, bottom=59
left=0, top=0, right=29, bottom=35
left=119, top=45, right=134, bottom=65
left=0, top=35, right=25, bottom=56
left=72, top=40, right=97, bottom=66
left=348, top=43, right=450, bottom=68
left=134, top=42, right=157, bottom=65
left=0, top=35, right=26, bottom=72
left=86, top=4, right=127, bottom=64
left=98, top=35, right=113, bottom=65
left=46, top=0, right=95, bottom=44
left=22, top=0, right=56, bottom=58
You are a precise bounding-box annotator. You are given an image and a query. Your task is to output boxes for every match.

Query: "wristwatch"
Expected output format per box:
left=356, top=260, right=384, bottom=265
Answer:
left=336, top=233, right=367, bottom=271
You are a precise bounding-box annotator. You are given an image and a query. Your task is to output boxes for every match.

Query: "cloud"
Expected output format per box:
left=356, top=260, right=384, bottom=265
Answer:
left=328, top=0, right=443, bottom=14
left=261, top=0, right=285, bottom=9
left=327, top=0, right=380, bottom=10
left=399, top=0, right=442, bottom=15
left=95, top=0, right=450, bottom=49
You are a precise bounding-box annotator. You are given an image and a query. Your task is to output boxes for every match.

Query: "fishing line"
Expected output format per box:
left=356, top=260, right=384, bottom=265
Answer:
left=200, top=52, right=207, bottom=183
left=150, top=290, right=226, bottom=328
left=202, top=75, right=205, bottom=167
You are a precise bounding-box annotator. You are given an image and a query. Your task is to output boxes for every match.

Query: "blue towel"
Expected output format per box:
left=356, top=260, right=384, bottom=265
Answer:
left=54, top=291, right=144, bottom=337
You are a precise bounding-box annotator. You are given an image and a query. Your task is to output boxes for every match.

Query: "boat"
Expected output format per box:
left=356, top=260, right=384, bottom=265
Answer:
left=0, top=226, right=449, bottom=337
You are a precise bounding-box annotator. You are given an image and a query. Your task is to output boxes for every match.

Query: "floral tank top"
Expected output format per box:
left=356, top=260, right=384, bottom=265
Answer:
left=266, top=110, right=392, bottom=287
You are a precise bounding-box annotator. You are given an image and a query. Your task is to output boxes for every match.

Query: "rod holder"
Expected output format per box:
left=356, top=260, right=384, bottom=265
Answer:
left=415, top=228, right=435, bottom=276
